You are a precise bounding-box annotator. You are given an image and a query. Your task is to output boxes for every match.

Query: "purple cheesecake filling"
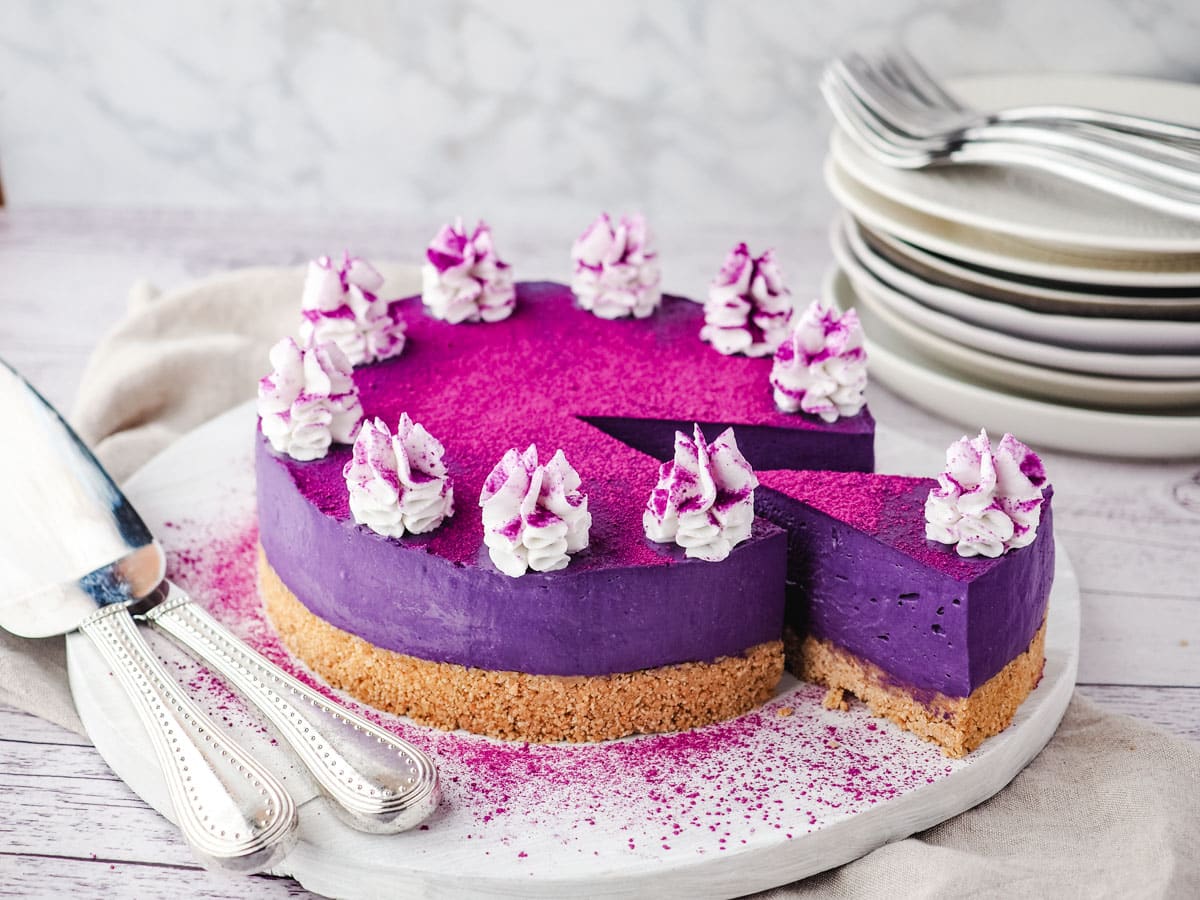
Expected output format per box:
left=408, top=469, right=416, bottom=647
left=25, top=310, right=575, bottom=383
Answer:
left=256, top=282, right=875, bottom=676
left=259, top=436, right=786, bottom=675
left=756, top=470, right=1055, bottom=697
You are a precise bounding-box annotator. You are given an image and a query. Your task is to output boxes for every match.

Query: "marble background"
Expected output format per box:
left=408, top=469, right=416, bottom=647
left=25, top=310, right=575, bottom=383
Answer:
left=2, top=0, right=1199, bottom=236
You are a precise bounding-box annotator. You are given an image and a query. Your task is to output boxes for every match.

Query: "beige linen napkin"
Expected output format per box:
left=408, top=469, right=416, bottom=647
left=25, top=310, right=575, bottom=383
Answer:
left=0, top=264, right=421, bottom=734
left=2, top=267, right=1197, bottom=896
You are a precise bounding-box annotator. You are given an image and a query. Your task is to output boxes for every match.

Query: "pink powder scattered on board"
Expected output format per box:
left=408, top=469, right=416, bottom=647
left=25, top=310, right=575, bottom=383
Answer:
left=165, top=512, right=961, bottom=858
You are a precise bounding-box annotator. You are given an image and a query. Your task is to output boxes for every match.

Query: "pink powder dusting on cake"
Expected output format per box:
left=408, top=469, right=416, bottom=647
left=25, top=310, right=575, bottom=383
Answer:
left=757, top=469, right=1012, bottom=579
left=758, top=470, right=911, bottom=534
left=267, top=283, right=864, bottom=570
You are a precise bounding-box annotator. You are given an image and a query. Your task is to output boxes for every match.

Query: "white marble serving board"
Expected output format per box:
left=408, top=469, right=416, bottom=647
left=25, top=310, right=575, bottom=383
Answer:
left=67, top=402, right=1079, bottom=898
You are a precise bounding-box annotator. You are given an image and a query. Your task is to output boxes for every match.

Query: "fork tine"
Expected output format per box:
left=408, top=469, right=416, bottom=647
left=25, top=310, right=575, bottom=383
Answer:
left=881, top=47, right=963, bottom=112
left=875, top=55, right=933, bottom=109
left=828, top=61, right=909, bottom=141
left=839, top=54, right=951, bottom=136
left=820, top=65, right=924, bottom=167
left=869, top=53, right=924, bottom=105
left=842, top=50, right=920, bottom=109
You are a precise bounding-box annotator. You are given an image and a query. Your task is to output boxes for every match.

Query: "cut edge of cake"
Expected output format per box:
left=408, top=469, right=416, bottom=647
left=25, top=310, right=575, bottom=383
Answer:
left=787, top=619, right=1047, bottom=758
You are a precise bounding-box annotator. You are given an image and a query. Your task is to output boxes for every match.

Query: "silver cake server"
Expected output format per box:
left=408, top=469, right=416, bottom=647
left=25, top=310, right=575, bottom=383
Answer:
left=0, top=359, right=439, bottom=838
left=0, top=360, right=298, bottom=873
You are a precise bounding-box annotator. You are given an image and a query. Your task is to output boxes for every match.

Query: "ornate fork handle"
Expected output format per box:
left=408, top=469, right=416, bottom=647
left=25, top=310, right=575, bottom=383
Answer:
left=80, top=605, right=297, bottom=872
left=145, top=583, right=439, bottom=834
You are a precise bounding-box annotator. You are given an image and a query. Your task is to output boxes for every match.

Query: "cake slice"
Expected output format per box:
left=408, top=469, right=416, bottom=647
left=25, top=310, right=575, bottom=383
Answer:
left=756, top=470, right=1054, bottom=757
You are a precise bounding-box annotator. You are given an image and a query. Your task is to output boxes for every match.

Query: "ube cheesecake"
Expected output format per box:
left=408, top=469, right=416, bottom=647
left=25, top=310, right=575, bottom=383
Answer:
left=757, top=469, right=1053, bottom=757
left=253, top=226, right=1053, bottom=754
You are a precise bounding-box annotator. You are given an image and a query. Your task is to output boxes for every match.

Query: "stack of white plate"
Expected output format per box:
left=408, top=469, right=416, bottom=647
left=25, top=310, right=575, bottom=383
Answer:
left=824, top=73, right=1200, bottom=459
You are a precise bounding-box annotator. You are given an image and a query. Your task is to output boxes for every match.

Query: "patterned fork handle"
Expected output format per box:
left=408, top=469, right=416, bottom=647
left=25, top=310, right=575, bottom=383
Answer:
left=145, top=582, right=440, bottom=834
left=79, top=604, right=297, bottom=872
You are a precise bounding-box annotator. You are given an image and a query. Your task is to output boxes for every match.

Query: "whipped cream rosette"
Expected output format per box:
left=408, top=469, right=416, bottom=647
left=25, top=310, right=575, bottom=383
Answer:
left=570, top=212, right=662, bottom=319
left=257, top=336, right=363, bottom=462
left=479, top=445, right=592, bottom=577
left=299, top=253, right=405, bottom=366
left=770, top=300, right=867, bottom=423
left=421, top=218, right=516, bottom=324
left=925, top=429, right=1049, bottom=558
left=700, top=243, right=793, bottom=357
left=643, top=424, right=757, bottom=562
left=343, top=414, right=455, bottom=538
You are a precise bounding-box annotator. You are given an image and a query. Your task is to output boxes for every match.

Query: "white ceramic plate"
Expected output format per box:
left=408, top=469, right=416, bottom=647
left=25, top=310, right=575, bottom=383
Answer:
left=831, top=74, right=1200, bottom=254
left=839, top=262, right=1200, bottom=410
left=825, top=158, right=1200, bottom=288
left=67, top=401, right=1079, bottom=899
left=841, top=216, right=1200, bottom=353
left=862, top=224, right=1200, bottom=321
left=829, top=269, right=1200, bottom=458
left=832, top=219, right=1200, bottom=378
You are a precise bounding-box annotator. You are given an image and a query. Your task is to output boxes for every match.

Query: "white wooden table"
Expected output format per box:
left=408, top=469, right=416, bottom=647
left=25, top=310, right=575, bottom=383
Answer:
left=1, top=208, right=1197, bottom=898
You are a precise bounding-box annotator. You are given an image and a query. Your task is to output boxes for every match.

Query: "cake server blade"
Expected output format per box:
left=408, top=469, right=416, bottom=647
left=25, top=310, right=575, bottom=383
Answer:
left=0, top=358, right=298, bottom=873
left=0, top=358, right=440, bottom=835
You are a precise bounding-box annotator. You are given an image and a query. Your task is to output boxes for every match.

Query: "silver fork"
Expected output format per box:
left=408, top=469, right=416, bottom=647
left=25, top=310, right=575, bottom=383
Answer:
left=854, top=51, right=1200, bottom=183
left=877, top=46, right=1200, bottom=149
left=840, top=54, right=1200, bottom=188
left=822, top=61, right=1200, bottom=221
